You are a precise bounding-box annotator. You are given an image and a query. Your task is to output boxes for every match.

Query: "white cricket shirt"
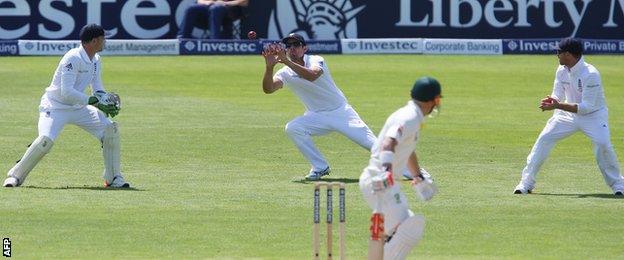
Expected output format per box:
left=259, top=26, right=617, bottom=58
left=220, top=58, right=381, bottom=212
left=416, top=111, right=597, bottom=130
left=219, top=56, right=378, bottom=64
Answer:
left=273, top=54, right=347, bottom=112
left=371, top=100, right=425, bottom=179
left=551, top=57, right=606, bottom=116
left=40, top=45, right=104, bottom=110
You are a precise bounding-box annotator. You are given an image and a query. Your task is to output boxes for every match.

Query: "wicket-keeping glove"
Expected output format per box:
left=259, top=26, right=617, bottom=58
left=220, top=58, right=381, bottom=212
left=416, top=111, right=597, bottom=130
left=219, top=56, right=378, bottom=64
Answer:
left=89, top=91, right=121, bottom=118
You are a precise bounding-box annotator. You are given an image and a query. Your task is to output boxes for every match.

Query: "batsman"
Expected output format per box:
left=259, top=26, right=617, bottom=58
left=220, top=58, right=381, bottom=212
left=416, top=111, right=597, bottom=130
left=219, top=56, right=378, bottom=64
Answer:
left=3, top=24, right=130, bottom=188
left=360, top=77, right=442, bottom=260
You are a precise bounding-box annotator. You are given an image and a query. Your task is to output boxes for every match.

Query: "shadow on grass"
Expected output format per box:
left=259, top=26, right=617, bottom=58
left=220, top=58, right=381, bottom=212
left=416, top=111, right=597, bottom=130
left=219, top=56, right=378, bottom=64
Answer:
left=21, top=186, right=144, bottom=191
left=533, top=193, right=623, bottom=199
left=291, top=177, right=360, bottom=184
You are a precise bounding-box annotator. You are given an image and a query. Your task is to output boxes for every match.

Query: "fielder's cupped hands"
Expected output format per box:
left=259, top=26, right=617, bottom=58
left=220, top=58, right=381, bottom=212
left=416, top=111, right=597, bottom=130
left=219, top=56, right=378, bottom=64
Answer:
left=262, top=43, right=279, bottom=67
left=272, top=43, right=288, bottom=64
left=539, top=95, right=558, bottom=111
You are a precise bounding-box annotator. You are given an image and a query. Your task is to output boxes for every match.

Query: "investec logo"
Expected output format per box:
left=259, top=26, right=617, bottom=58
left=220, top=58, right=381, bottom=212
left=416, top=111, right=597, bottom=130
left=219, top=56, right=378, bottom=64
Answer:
left=507, top=40, right=559, bottom=51
left=184, top=40, right=257, bottom=53
left=268, top=0, right=365, bottom=40
left=346, top=40, right=421, bottom=51
left=24, top=41, right=79, bottom=52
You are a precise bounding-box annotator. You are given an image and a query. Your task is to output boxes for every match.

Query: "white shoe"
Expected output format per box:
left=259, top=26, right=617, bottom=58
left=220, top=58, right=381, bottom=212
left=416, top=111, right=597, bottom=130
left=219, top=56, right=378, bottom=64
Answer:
left=305, top=167, right=331, bottom=181
left=105, top=175, right=130, bottom=188
left=513, top=183, right=532, bottom=194
left=3, top=177, right=19, bottom=187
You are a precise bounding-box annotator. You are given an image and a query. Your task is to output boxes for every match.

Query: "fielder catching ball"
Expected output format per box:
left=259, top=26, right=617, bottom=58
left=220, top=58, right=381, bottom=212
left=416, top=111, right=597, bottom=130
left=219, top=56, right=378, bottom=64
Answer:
left=261, top=33, right=376, bottom=180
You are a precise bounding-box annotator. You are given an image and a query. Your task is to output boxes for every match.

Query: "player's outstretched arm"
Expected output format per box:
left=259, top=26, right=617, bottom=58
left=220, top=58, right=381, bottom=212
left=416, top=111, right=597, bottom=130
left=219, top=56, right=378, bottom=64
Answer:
left=282, top=59, right=322, bottom=82
left=274, top=44, right=322, bottom=82
left=262, top=45, right=283, bottom=94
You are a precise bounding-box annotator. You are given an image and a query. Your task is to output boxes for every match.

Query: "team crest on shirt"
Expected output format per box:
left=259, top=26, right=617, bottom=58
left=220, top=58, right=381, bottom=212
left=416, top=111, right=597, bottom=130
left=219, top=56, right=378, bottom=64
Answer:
left=64, top=63, right=73, bottom=71
left=577, top=79, right=583, bottom=92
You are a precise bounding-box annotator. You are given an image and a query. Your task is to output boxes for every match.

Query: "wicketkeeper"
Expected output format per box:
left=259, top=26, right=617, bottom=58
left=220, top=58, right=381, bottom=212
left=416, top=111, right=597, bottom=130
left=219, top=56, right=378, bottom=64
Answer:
left=3, top=24, right=130, bottom=188
left=360, top=77, right=442, bottom=259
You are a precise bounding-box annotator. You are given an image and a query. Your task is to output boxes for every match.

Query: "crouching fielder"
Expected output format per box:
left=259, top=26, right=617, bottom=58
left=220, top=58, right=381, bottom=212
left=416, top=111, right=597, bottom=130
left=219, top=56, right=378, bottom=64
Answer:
left=3, top=24, right=130, bottom=188
left=360, top=77, right=441, bottom=260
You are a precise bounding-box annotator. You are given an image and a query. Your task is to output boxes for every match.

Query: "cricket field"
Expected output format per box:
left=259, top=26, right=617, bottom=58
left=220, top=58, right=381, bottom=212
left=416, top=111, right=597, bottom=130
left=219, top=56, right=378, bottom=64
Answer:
left=1, top=54, right=623, bottom=258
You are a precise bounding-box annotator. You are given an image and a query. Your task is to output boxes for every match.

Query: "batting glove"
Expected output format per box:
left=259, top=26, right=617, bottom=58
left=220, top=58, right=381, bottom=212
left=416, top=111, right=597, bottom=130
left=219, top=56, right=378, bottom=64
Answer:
left=371, top=171, right=394, bottom=192
left=412, top=172, right=437, bottom=201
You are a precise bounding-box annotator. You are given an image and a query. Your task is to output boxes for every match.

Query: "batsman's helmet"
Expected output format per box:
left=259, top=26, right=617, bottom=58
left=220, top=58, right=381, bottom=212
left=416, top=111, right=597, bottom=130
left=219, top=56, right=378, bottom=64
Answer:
left=411, top=77, right=441, bottom=102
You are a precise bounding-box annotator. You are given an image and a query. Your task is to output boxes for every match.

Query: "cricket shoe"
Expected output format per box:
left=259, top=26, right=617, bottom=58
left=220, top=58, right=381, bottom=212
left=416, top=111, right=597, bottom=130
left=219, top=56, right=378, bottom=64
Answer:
left=105, top=175, right=130, bottom=188
left=3, top=177, right=19, bottom=187
left=305, top=167, right=331, bottom=181
left=513, top=183, right=533, bottom=194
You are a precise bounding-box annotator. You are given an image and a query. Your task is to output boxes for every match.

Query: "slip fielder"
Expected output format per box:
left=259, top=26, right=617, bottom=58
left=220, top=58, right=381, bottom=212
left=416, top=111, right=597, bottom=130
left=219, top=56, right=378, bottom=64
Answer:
left=261, top=33, right=376, bottom=180
left=514, top=38, right=624, bottom=195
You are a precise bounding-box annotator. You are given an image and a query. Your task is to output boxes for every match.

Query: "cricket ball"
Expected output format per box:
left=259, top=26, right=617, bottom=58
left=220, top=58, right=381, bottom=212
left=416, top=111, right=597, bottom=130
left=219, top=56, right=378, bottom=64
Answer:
left=247, top=31, right=257, bottom=40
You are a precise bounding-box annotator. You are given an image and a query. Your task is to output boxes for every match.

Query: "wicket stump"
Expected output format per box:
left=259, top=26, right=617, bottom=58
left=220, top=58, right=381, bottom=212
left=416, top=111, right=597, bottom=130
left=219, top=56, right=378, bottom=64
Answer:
left=313, top=182, right=346, bottom=260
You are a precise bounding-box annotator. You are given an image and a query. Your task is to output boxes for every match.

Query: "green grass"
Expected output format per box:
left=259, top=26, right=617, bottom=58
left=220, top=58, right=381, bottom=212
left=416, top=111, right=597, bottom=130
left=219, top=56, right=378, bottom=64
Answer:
left=1, top=54, right=623, bottom=259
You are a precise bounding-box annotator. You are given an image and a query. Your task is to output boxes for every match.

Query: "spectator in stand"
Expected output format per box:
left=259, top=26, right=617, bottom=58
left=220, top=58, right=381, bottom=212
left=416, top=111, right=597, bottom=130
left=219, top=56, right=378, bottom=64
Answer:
left=177, top=0, right=249, bottom=39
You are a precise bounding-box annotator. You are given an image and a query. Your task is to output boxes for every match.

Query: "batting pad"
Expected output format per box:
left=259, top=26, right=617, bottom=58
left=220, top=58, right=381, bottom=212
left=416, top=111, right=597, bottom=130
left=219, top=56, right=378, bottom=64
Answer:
left=384, top=214, right=425, bottom=260
left=102, top=122, right=120, bottom=183
left=8, top=135, right=54, bottom=185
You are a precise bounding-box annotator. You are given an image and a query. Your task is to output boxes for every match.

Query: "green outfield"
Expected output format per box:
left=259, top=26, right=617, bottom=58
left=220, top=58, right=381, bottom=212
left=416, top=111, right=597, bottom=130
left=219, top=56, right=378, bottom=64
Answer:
left=1, top=54, right=623, bottom=259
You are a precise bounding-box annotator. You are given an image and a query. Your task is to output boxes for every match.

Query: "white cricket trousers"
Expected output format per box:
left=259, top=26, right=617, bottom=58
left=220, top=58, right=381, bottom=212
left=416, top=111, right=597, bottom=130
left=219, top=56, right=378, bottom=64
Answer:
left=285, top=104, right=376, bottom=172
left=521, top=109, right=624, bottom=191
left=38, top=106, right=113, bottom=141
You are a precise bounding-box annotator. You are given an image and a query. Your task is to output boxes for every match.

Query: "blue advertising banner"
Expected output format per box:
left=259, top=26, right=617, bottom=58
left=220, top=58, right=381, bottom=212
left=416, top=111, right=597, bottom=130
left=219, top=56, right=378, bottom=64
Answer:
left=0, top=40, right=19, bottom=56
left=0, top=0, right=196, bottom=40
left=503, top=39, right=560, bottom=54
left=180, top=39, right=259, bottom=55
left=297, top=40, right=342, bottom=54
left=503, top=39, right=624, bottom=54
left=249, top=0, right=624, bottom=40
left=2, top=0, right=624, bottom=40
left=582, top=39, right=624, bottom=54
left=258, top=40, right=341, bottom=54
